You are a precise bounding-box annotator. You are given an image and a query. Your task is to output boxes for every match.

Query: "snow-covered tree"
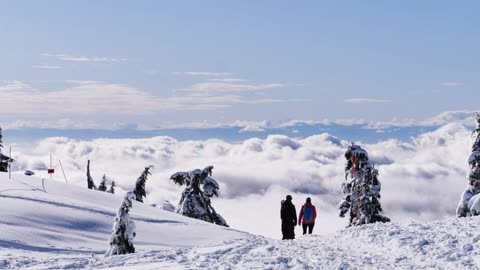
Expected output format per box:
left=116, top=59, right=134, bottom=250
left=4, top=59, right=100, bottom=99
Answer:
left=338, top=144, right=390, bottom=226
left=106, top=191, right=136, bottom=256
left=87, top=160, right=97, bottom=190
left=133, top=165, right=154, bottom=203
left=0, top=127, right=3, bottom=149
left=170, top=165, right=228, bottom=227
left=98, top=174, right=108, bottom=192
left=457, top=113, right=480, bottom=217
left=0, top=127, right=11, bottom=172
left=108, top=181, right=116, bottom=194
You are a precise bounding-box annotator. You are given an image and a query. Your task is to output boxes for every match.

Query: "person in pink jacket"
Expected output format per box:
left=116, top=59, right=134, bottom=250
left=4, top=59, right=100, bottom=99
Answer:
left=298, top=197, right=317, bottom=235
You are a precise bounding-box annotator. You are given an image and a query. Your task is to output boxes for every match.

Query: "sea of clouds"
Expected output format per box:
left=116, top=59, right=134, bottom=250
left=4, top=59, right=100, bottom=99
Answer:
left=9, top=122, right=473, bottom=239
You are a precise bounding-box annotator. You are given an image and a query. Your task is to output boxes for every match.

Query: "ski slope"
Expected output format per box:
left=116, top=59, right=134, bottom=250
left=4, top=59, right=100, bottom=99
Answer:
left=1, top=173, right=480, bottom=269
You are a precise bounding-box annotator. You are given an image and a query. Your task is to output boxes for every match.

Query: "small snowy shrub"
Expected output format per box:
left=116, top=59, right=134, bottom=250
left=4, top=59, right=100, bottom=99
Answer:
left=162, top=200, right=176, bottom=212
left=97, top=174, right=108, bottom=192
left=108, top=180, right=116, bottom=194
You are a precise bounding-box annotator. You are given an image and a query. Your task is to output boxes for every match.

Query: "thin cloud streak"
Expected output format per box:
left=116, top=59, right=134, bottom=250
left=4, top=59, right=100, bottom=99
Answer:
left=41, top=53, right=127, bottom=62
left=32, top=65, right=61, bottom=69
left=209, top=78, right=247, bottom=82
left=173, top=71, right=233, bottom=76
left=188, top=82, right=286, bottom=93
left=441, top=82, right=465, bottom=87
left=344, top=98, right=390, bottom=104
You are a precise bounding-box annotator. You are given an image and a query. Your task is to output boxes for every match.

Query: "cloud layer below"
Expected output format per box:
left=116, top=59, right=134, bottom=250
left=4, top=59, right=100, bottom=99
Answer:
left=9, top=122, right=473, bottom=238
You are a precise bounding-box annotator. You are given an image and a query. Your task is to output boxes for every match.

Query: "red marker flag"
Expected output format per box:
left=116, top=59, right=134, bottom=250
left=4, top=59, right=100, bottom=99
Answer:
left=48, top=169, right=55, bottom=174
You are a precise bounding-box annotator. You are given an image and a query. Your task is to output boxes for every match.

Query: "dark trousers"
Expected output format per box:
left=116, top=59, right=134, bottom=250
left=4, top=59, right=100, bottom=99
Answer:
left=282, top=221, right=295, bottom=240
left=302, top=223, right=314, bottom=235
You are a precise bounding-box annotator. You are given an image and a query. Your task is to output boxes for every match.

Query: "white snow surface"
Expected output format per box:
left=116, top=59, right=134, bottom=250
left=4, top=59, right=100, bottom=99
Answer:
left=1, top=173, right=480, bottom=269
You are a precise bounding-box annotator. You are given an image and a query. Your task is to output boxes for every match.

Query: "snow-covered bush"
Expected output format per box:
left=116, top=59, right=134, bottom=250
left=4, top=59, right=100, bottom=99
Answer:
left=105, top=191, right=136, bottom=256
left=133, top=165, right=154, bottom=203
left=339, top=144, right=390, bottom=226
left=162, top=200, right=176, bottom=212
left=170, top=165, right=228, bottom=227
left=457, top=113, right=480, bottom=217
left=97, top=174, right=115, bottom=194
left=108, top=180, right=116, bottom=194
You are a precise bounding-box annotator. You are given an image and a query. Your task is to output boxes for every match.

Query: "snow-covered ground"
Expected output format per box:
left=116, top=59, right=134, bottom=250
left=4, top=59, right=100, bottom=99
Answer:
left=1, top=172, right=480, bottom=269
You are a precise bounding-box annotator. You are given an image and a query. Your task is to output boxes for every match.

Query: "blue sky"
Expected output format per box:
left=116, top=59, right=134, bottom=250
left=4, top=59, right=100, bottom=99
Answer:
left=0, top=1, right=479, bottom=130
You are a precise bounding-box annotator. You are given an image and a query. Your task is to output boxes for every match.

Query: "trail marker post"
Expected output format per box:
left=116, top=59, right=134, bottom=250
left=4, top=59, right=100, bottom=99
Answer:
left=48, top=154, right=54, bottom=180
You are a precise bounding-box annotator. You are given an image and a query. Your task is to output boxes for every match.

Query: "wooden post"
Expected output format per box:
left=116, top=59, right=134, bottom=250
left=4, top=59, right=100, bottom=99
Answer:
left=8, top=146, right=11, bottom=180
left=50, top=154, right=52, bottom=181
left=59, top=160, right=67, bottom=183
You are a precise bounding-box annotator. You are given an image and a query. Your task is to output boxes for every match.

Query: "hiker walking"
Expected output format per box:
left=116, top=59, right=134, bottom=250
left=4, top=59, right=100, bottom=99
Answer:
left=298, top=197, right=317, bottom=235
left=281, top=195, right=297, bottom=240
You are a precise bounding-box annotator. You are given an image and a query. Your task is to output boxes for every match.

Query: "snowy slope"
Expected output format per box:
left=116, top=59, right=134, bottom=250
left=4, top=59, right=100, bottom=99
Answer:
left=0, top=172, right=247, bottom=269
left=1, top=172, right=480, bottom=269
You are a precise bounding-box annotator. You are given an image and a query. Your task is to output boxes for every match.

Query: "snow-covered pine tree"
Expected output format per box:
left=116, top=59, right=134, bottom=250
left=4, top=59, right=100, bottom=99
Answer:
left=0, top=127, right=12, bottom=173
left=86, top=160, right=97, bottom=190
left=0, top=127, right=7, bottom=172
left=105, top=191, right=136, bottom=256
left=457, top=113, right=480, bottom=217
left=98, top=174, right=108, bottom=192
left=170, top=165, right=228, bottom=227
left=108, top=181, right=116, bottom=194
left=338, top=143, right=390, bottom=226
left=0, top=127, right=3, bottom=149
left=133, top=165, right=154, bottom=203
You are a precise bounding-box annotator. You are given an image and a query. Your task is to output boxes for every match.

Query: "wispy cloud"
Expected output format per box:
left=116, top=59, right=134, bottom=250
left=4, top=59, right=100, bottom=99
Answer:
left=32, top=65, right=61, bottom=69
left=441, top=82, right=464, bottom=87
left=173, top=71, right=233, bottom=76
left=64, top=80, right=104, bottom=85
left=188, top=82, right=286, bottom=93
left=209, top=78, right=247, bottom=82
left=0, top=81, right=298, bottom=116
left=41, top=53, right=127, bottom=62
left=344, top=98, right=390, bottom=104
left=0, top=119, right=125, bottom=130
left=0, top=80, right=31, bottom=91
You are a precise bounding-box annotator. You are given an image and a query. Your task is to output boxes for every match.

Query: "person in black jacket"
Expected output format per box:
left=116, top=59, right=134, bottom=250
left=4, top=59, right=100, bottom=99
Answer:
left=280, top=195, right=297, bottom=240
